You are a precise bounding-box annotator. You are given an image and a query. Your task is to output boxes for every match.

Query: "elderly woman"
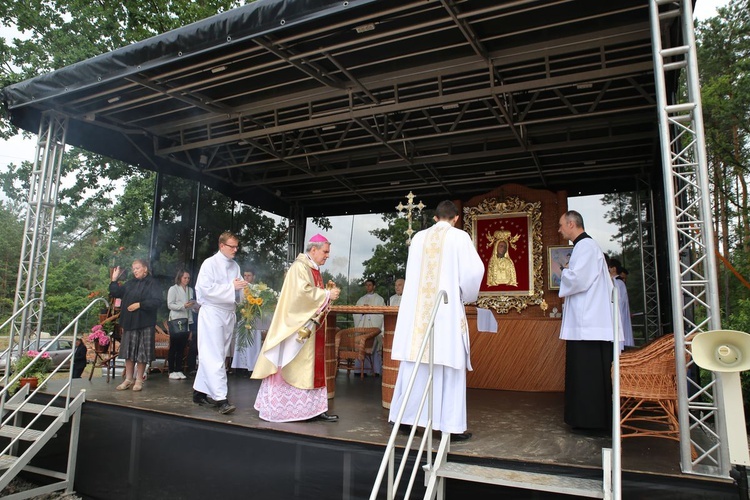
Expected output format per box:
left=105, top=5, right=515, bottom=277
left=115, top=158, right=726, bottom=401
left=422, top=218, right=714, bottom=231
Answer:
left=166, top=269, right=198, bottom=380
left=109, top=259, right=162, bottom=391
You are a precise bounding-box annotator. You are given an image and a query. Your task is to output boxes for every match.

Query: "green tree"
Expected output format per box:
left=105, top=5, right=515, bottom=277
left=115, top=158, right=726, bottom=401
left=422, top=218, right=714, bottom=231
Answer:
left=696, top=0, right=750, bottom=316
left=0, top=201, right=24, bottom=321
left=361, top=211, right=434, bottom=301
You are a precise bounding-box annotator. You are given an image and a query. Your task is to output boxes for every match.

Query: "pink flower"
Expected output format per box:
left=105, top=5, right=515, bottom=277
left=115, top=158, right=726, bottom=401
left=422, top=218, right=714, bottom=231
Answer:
left=40, top=352, right=51, bottom=359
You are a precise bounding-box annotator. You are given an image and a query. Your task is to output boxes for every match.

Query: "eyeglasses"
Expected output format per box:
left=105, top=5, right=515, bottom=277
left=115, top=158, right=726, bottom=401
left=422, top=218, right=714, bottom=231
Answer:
left=223, top=243, right=239, bottom=250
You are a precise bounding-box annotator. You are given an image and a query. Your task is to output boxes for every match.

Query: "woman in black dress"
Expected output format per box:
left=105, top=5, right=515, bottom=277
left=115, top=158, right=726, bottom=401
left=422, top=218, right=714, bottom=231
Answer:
left=109, top=259, right=162, bottom=391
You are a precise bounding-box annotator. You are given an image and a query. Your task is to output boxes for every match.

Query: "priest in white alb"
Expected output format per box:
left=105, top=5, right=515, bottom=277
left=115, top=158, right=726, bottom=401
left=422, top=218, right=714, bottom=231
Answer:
left=388, top=200, right=484, bottom=439
left=252, top=234, right=341, bottom=422
left=558, top=210, right=619, bottom=432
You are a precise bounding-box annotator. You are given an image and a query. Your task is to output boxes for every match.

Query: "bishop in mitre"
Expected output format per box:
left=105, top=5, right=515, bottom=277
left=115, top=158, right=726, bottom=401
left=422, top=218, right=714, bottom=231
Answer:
left=252, top=234, right=341, bottom=422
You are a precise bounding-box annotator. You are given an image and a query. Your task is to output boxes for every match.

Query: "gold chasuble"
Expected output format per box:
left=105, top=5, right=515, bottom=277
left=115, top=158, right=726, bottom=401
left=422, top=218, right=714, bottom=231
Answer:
left=251, top=253, right=330, bottom=389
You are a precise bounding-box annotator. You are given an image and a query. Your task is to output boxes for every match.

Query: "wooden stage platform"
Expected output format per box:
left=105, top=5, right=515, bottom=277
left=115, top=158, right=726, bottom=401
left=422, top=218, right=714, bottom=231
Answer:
left=24, top=369, right=739, bottom=499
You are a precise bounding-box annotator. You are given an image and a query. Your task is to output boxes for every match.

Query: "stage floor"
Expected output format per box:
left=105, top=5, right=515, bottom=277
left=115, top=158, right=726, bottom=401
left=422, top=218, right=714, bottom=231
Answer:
left=66, top=368, right=696, bottom=478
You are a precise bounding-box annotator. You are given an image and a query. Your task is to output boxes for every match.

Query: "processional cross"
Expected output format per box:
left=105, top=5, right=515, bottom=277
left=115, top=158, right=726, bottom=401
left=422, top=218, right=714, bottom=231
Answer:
left=396, top=191, right=425, bottom=245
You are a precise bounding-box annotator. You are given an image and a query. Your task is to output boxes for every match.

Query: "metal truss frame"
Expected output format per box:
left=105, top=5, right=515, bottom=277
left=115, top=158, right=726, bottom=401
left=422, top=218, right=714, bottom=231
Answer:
left=635, top=178, right=662, bottom=343
left=11, top=112, right=67, bottom=348
left=650, top=0, right=729, bottom=477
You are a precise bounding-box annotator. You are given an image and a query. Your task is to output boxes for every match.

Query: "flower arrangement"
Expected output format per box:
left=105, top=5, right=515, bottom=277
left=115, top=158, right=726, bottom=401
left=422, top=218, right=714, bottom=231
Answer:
left=88, top=324, right=110, bottom=347
left=237, top=282, right=278, bottom=348
left=12, top=350, right=53, bottom=389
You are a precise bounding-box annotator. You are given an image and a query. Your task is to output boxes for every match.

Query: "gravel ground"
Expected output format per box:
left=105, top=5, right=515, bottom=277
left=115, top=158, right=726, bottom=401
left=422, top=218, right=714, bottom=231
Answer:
left=0, top=478, right=82, bottom=499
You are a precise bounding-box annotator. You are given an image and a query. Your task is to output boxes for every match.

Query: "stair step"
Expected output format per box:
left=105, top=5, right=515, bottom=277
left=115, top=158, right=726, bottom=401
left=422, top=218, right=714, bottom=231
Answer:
left=436, top=462, right=604, bottom=498
left=3, top=402, right=65, bottom=417
left=0, top=454, right=17, bottom=470
left=0, top=425, right=44, bottom=441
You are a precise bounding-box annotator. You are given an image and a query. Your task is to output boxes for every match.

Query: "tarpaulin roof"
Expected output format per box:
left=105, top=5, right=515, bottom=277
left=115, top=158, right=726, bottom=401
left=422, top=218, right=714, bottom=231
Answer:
left=2, top=0, right=680, bottom=217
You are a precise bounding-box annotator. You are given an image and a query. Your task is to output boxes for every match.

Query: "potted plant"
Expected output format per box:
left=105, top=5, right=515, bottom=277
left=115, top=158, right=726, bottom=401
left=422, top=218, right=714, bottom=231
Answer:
left=12, top=350, right=53, bottom=391
left=88, top=324, right=111, bottom=353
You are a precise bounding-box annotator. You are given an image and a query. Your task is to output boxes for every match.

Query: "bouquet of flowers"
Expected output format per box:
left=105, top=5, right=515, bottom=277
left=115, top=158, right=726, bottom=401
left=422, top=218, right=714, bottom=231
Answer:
left=237, top=282, right=278, bottom=349
left=88, top=324, right=110, bottom=349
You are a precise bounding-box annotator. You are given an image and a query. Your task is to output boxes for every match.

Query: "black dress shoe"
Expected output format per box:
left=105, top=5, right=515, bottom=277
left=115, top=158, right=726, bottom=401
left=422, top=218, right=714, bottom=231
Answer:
left=216, top=400, right=236, bottom=415
left=315, top=412, right=339, bottom=422
left=451, top=432, right=472, bottom=441
left=193, top=390, right=211, bottom=406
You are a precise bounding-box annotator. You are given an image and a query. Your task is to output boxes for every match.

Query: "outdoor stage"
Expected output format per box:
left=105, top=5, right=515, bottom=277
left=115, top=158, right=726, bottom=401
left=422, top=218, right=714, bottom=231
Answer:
left=33, top=371, right=738, bottom=499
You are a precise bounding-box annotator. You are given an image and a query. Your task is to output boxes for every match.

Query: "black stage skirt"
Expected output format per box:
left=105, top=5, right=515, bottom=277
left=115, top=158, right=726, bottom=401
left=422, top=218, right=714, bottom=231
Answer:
left=564, top=340, right=614, bottom=430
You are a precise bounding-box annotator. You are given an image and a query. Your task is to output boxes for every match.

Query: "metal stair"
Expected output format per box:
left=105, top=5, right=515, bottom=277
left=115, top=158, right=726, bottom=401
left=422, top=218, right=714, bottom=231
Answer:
left=372, top=286, right=625, bottom=499
left=0, top=388, right=86, bottom=499
left=422, top=431, right=611, bottom=499
left=0, top=297, right=106, bottom=499
left=435, top=461, right=605, bottom=498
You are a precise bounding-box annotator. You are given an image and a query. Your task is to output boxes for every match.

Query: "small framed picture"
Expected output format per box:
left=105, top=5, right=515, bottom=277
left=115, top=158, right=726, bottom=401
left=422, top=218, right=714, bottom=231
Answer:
left=548, top=245, right=573, bottom=291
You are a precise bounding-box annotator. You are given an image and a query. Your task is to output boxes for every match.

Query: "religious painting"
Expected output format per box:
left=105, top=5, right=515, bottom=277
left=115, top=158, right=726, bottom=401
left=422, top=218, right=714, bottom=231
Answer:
left=464, top=197, right=544, bottom=314
left=547, top=245, right=573, bottom=291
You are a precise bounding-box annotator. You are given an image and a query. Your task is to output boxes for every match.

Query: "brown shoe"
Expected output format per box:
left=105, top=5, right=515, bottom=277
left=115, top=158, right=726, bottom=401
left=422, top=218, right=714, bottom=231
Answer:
left=116, top=379, right=134, bottom=391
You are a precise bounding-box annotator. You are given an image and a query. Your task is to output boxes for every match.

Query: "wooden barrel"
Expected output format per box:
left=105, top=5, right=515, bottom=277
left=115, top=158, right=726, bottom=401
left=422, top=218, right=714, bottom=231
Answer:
left=325, top=314, right=338, bottom=399
left=381, top=324, right=399, bottom=409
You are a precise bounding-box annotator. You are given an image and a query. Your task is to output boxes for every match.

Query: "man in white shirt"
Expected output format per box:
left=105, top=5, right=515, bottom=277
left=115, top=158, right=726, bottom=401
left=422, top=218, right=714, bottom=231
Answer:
left=353, top=279, right=385, bottom=375
left=558, top=211, right=618, bottom=432
left=388, top=200, right=484, bottom=439
left=389, top=278, right=405, bottom=306
left=193, top=232, right=248, bottom=415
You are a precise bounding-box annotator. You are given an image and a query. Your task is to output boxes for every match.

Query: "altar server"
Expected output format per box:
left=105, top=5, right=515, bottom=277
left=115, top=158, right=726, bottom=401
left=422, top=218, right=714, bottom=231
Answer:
left=388, top=200, right=484, bottom=439
left=192, top=231, right=247, bottom=415
left=557, top=210, right=619, bottom=432
left=252, top=234, right=341, bottom=422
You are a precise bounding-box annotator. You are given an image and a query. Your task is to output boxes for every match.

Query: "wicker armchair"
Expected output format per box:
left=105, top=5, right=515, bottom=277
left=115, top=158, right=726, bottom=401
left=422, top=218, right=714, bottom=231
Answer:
left=618, top=333, right=686, bottom=444
left=153, top=324, right=171, bottom=373
left=335, top=327, right=381, bottom=378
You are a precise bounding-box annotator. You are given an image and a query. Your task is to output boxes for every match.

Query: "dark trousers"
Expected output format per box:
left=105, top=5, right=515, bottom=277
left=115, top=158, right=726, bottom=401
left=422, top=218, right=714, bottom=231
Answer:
left=168, top=330, right=190, bottom=373
left=186, top=325, right=198, bottom=373
left=564, top=340, right=613, bottom=430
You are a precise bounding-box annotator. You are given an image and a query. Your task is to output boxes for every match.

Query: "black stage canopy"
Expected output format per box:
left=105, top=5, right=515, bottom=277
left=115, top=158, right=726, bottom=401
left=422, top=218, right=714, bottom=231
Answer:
left=2, top=0, right=680, bottom=217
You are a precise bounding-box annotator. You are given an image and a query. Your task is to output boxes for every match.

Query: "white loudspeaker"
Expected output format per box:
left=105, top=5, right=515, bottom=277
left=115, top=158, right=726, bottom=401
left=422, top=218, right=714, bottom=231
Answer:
left=691, top=330, right=750, bottom=466
left=692, top=329, right=750, bottom=372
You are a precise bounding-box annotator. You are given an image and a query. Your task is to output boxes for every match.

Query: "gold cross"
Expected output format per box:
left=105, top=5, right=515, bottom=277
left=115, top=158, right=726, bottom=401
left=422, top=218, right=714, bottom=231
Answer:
left=395, top=191, right=425, bottom=245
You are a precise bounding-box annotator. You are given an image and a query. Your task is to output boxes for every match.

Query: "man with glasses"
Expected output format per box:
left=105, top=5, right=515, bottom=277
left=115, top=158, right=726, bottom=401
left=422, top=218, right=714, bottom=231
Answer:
left=192, top=231, right=248, bottom=414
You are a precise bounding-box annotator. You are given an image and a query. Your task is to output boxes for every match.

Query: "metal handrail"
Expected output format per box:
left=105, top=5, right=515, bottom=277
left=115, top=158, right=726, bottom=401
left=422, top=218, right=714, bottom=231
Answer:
left=0, top=297, right=108, bottom=459
left=0, top=298, right=44, bottom=386
left=611, top=284, right=622, bottom=500
left=370, top=290, right=448, bottom=500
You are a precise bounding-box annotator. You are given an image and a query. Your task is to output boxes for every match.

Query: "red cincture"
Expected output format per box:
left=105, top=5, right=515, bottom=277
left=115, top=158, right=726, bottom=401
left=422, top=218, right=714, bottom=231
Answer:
left=311, top=268, right=326, bottom=388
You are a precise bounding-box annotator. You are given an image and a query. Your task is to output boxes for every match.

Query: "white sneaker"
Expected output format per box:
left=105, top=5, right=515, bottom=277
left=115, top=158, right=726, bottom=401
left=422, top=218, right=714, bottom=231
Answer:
left=169, top=372, right=180, bottom=380
left=177, top=372, right=187, bottom=380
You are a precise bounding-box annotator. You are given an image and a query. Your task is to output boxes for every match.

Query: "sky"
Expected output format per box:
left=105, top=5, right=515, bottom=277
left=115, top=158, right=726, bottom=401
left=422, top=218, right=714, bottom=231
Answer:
left=0, top=0, right=731, bottom=281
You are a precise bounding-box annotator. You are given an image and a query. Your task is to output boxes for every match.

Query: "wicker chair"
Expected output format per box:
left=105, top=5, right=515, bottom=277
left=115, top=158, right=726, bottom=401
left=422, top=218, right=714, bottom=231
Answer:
left=335, top=327, right=381, bottom=378
left=618, top=333, right=687, bottom=444
left=153, top=324, right=171, bottom=373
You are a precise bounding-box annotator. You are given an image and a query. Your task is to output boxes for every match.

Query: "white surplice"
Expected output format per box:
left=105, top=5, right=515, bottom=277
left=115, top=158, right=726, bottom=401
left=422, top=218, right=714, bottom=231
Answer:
left=193, top=251, right=241, bottom=401
left=614, top=278, right=633, bottom=347
left=558, top=237, right=618, bottom=342
left=558, top=235, right=618, bottom=429
left=388, top=220, right=484, bottom=433
left=389, top=294, right=402, bottom=306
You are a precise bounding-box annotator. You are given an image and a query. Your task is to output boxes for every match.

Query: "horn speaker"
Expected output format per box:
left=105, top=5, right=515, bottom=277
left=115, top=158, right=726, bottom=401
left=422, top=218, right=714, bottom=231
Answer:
left=691, top=330, right=750, bottom=466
